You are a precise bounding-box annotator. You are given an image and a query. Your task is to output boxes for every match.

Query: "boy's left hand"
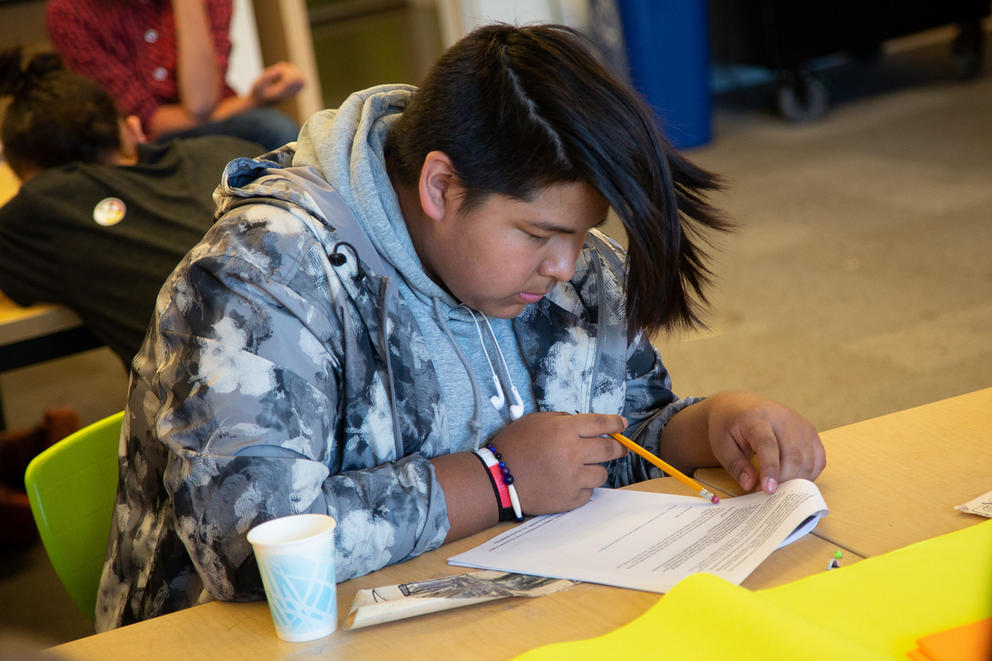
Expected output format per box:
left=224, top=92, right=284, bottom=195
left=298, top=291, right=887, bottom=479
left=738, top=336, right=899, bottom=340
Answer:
left=705, top=391, right=826, bottom=493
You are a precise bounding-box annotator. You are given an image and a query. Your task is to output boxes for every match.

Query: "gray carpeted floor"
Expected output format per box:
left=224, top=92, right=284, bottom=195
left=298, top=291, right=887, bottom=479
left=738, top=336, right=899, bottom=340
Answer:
left=1, top=29, right=989, bottom=646
left=651, top=30, right=992, bottom=431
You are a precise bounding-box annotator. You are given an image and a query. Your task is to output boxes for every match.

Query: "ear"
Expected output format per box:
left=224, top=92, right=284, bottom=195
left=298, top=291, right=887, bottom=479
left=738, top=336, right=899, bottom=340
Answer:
left=418, top=150, right=459, bottom=222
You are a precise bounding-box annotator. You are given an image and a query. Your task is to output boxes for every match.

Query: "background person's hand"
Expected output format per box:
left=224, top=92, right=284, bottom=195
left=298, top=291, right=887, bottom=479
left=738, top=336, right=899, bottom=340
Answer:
left=251, top=61, right=305, bottom=105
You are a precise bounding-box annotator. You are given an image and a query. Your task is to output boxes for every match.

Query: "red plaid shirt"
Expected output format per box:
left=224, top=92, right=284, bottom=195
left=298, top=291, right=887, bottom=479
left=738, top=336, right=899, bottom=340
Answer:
left=46, top=0, right=236, bottom=132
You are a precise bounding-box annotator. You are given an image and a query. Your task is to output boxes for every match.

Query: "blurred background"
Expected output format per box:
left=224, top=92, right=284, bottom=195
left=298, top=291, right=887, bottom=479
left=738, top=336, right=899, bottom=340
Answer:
left=0, top=0, right=990, bottom=646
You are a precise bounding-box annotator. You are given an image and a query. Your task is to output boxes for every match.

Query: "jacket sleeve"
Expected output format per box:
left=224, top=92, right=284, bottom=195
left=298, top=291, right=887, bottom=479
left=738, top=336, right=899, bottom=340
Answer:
left=585, top=233, right=703, bottom=487
left=612, top=327, right=704, bottom=486
left=132, top=205, right=449, bottom=600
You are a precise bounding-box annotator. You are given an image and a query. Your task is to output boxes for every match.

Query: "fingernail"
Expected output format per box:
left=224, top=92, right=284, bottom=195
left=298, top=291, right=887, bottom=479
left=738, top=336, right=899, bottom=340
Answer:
left=763, top=476, right=778, bottom=493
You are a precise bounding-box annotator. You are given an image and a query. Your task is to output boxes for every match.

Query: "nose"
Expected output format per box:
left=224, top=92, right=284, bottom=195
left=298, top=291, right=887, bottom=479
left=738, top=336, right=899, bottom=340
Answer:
left=537, top=241, right=579, bottom=283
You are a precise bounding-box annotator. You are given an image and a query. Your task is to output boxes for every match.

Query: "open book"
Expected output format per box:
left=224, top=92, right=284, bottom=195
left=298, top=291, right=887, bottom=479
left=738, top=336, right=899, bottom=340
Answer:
left=448, top=478, right=828, bottom=593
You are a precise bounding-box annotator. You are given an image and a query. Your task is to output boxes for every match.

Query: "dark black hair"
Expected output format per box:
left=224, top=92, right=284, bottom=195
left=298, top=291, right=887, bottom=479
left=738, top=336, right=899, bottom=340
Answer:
left=386, top=23, right=731, bottom=335
left=0, top=47, right=121, bottom=179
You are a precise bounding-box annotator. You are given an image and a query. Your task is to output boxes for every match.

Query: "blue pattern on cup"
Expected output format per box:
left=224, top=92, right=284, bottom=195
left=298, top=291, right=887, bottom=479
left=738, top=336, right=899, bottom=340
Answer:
left=257, top=553, right=337, bottom=641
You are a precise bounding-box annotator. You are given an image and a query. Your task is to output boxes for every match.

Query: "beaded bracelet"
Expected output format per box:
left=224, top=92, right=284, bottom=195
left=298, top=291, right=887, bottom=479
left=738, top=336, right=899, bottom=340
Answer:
left=472, top=448, right=513, bottom=520
left=474, top=446, right=524, bottom=522
left=486, top=444, right=523, bottom=522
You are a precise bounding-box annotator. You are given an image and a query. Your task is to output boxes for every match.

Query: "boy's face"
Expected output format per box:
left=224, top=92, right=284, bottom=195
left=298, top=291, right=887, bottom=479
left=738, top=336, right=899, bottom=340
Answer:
left=426, top=180, right=608, bottom=318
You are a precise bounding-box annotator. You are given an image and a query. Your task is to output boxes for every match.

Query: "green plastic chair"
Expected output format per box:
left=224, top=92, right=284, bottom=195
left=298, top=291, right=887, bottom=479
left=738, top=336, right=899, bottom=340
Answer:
left=24, top=411, right=124, bottom=621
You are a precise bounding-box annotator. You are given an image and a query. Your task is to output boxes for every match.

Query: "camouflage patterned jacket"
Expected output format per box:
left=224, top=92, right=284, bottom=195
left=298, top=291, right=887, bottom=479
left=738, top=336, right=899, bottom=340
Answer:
left=95, top=139, right=697, bottom=631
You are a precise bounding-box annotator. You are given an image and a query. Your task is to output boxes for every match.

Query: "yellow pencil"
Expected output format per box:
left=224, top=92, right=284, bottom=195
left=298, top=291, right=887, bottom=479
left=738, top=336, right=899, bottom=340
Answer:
left=609, top=432, right=720, bottom=504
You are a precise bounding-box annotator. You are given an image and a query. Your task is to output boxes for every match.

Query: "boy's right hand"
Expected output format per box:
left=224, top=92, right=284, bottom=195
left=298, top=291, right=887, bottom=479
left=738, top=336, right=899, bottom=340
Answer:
left=488, top=411, right=628, bottom=515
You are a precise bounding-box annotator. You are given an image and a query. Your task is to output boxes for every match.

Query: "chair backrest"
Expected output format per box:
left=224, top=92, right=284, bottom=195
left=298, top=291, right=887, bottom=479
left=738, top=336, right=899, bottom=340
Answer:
left=24, top=411, right=124, bottom=621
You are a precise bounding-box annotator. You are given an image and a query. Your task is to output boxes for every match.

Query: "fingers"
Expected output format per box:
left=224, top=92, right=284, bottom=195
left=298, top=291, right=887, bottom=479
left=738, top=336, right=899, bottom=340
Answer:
left=796, top=424, right=827, bottom=481
left=744, top=418, right=781, bottom=492
left=771, top=415, right=826, bottom=484
left=255, top=66, right=283, bottom=86
left=812, top=437, right=827, bottom=478
left=266, top=62, right=304, bottom=88
left=734, top=413, right=825, bottom=493
left=571, top=412, right=628, bottom=438
left=254, top=63, right=305, bottom=103
left=261, top=61, right=294, bottom=79
left=570, top=413, right=628, bottom=463
left=710, top=432, right=762, bottom=492
left=576, top=463, right=610, bottom=490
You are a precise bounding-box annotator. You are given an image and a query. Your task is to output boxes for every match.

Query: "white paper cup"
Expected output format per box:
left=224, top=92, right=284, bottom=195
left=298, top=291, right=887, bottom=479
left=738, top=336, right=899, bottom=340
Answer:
left=247, top=514, right=338, bottom=642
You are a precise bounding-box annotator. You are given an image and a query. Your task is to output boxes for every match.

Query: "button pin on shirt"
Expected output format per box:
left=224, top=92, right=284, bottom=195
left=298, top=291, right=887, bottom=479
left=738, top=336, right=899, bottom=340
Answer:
left=144, top=29, right=159, bottom=43
left=152, top=66, right=168, bottom=81
left=93, top=197, right=126, bottom=227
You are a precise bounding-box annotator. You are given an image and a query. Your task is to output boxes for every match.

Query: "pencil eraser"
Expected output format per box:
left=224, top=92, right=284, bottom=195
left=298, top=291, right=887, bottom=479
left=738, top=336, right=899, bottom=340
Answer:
left=710, top=494, right=720, bottom=504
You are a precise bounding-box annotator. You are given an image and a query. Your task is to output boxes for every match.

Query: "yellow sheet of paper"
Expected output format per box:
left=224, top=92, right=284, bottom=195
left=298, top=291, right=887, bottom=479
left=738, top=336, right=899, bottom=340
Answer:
left=515, top=520, right=992, bottom=661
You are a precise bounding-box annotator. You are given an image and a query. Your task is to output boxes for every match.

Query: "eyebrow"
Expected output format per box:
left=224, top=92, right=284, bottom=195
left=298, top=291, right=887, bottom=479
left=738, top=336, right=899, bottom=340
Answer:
left=527, top=218, right=608, bottom=234
left=528, top=220, right=577, bottom=234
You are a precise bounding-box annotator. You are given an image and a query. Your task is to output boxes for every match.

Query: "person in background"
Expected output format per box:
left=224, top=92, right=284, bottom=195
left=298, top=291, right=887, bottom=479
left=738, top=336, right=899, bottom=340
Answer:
left=0, top=47, right=265, bottom=543
left=0, top=47, right=264, bottom=368
left=45, top=0, right=304, bottom=151
left=96, top=23, right=826, bottom=630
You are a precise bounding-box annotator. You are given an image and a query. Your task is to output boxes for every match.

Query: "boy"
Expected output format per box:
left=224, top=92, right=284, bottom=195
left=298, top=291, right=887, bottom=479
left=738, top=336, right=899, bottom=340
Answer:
left=97, top=24, right=825, bottom=631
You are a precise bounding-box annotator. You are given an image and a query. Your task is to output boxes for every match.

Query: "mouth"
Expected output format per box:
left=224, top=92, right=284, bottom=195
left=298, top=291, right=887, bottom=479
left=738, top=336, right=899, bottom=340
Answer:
left=517, top=290, right=550, bottom=304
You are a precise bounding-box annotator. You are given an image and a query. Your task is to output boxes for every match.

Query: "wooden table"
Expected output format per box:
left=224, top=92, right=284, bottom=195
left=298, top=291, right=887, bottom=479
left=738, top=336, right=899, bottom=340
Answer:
left=0, top=293, right=100, bottom=370
left=52, top=389, right=991, bottom=660
left=51, top=479, right=850, bottom=661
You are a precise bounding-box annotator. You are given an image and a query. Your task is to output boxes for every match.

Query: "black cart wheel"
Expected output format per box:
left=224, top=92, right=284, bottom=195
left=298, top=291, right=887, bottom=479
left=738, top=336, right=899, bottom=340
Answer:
left=777, top=70, right=829, bottom=123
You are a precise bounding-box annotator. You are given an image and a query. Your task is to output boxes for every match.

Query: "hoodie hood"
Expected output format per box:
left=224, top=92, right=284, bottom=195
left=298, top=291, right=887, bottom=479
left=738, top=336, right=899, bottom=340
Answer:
left=290, top=84, right=527, bottom=448
left=292, top=84, right=457, bottom=309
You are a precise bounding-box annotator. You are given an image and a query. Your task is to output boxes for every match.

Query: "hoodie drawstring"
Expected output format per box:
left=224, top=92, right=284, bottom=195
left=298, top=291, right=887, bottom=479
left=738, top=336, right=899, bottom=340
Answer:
left=434, top=298, right=486, bottom=448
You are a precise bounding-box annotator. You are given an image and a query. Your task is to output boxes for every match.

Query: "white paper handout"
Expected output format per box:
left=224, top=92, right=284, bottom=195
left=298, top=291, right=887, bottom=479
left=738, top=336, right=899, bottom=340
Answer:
left=448, top=478, right=828, bottom=594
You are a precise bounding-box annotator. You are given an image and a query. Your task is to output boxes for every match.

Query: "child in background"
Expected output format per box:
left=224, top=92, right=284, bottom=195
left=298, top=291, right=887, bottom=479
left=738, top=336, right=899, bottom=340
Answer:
left=0, top=48, right=264, bottom=367
left=97, top=23, right=826, bottom=631
left=46, top=0, right=303, bottom=150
